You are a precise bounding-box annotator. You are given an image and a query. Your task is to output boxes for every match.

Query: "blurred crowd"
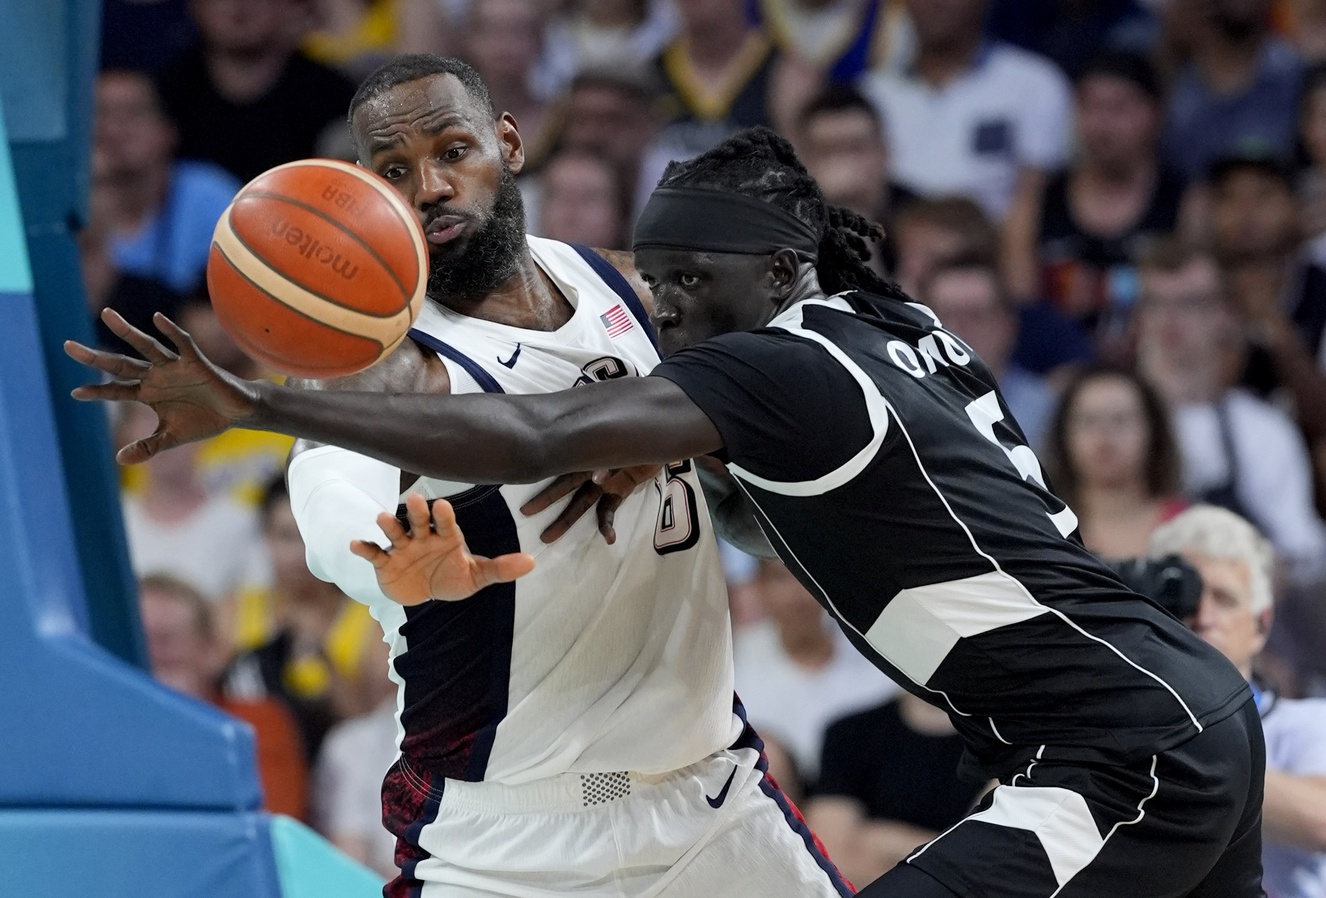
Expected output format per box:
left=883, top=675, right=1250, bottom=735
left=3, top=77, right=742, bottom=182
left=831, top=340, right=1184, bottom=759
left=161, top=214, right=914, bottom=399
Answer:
left=91, top=0, right=1326, bottom=892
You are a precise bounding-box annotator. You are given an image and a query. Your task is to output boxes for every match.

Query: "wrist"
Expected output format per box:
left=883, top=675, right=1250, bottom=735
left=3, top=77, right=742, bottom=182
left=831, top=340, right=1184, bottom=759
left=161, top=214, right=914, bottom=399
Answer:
left=240, top=378, right=276, bottom=430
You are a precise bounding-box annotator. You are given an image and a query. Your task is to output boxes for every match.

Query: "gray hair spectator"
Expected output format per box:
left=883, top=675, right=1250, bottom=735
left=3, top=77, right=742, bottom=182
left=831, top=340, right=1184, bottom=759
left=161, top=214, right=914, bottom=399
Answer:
left=1149, top=505, right=1326, bottom=898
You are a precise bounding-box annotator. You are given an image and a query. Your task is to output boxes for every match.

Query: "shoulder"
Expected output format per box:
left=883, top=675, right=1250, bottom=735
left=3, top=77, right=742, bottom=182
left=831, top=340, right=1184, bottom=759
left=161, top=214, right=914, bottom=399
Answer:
left=986, top=42, right=1070, bottom=93
left=1227, top=389, right=1299, bottom=435
left=587, top=246, right=654, bottom=314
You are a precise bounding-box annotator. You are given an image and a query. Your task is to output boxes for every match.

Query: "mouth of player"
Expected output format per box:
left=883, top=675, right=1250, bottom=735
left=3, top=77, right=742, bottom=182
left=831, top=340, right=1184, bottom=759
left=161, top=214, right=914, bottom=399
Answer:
left=425, top=216, right=467, bottom=245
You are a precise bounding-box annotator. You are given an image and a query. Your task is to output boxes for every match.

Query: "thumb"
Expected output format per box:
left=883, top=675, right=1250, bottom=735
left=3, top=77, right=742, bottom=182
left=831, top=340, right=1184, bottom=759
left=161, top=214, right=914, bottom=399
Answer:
left=476, top=552, right=536, bottom=587
left=116, top=428, right=178, bottom=465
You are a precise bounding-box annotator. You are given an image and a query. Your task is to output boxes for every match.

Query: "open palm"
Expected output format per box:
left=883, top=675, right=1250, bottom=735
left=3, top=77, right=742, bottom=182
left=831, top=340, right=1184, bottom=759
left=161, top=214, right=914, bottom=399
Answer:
left=351, top=493, right=536, bottom=604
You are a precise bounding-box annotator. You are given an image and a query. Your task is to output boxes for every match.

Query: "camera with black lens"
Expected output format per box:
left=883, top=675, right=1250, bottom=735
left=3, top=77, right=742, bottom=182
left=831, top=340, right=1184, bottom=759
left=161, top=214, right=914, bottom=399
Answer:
left=1107, top=555, right=1204, bottom=621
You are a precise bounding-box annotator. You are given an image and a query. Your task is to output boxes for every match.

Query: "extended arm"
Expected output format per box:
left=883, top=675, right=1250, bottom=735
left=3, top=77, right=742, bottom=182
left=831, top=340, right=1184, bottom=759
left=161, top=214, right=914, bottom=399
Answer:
left=1263, top=768, right=1326, bottom=851
left=65, top=310, right=723, bottom=485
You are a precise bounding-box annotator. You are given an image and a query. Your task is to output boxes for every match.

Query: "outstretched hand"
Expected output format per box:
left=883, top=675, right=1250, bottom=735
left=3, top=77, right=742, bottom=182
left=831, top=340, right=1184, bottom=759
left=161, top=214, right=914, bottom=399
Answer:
left=520, top=465, right=661, bottom=544
left=64, top=309, right=258, bottom=464
left=351, top=493, right=536, bottom=604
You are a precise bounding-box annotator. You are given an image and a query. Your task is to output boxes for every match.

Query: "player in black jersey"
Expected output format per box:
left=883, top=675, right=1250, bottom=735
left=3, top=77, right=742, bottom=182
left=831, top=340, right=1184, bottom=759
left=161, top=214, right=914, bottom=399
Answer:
left=70, top=128, right=1262, bottom=897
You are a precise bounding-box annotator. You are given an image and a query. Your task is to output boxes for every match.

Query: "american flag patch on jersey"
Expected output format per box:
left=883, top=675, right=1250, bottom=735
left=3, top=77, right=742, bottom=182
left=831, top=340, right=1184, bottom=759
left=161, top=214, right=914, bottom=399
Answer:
left=600, top=304, right=634, bottom=338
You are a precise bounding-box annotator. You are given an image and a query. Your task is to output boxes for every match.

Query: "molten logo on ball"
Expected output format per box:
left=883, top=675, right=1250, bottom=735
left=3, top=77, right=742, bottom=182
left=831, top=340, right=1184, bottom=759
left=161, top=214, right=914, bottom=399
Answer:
left=321, top=182, right=366, bottom=218
left=270, top=219, right=360, bottom=280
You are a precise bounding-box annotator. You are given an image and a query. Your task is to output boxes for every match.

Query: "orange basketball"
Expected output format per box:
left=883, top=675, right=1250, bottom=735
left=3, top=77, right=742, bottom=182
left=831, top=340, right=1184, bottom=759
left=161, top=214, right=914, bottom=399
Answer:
left=207, top=158, right=428, bottom=379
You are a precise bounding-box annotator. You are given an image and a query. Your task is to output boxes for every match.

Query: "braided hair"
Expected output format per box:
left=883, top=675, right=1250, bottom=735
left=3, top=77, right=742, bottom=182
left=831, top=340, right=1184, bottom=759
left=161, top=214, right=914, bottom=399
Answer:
left=654, top=127, right=907, bottom=300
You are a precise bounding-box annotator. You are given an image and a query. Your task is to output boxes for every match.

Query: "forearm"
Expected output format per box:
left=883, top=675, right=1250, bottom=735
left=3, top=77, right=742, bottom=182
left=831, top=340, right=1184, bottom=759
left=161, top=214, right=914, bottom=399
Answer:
left=248, top=377, right=707, bottom=485
left=1263, top=769, right=1326, bottom=852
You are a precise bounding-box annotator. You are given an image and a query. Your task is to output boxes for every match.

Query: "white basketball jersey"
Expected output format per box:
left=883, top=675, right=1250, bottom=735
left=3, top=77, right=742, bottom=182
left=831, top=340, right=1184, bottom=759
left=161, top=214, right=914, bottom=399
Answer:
left=379, top=236, right=739, bottom=785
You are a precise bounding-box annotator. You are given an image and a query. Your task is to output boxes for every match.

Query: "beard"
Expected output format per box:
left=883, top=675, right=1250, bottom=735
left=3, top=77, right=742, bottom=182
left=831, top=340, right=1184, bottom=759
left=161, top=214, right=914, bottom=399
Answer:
left=425, top=167, right=527, bottom=304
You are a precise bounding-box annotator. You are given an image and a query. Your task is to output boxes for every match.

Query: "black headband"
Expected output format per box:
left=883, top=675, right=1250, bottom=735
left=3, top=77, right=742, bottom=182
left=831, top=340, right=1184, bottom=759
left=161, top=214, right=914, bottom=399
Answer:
left=632, top=186, right=821, bottom=259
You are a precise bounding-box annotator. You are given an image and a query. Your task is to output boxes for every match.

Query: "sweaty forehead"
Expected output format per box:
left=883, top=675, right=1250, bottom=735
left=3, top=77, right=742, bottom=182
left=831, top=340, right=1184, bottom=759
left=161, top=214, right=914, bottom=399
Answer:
left=352, top=75, right=487, bottom=154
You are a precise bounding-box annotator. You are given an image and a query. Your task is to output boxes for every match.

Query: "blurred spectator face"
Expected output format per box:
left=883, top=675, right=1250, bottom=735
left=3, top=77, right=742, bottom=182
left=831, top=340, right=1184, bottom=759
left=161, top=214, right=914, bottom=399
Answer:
left=905, top=0, right=986, bottom=51
left=1208, top=0, right=1271, bottom=35
left=191, top=0, right=298, bottom=54
left=538, top=153, right=625, bottom=248
left=753, top=560, right=824, bottom=633
left=467, top=0, right=546, bottom=88
left=894, top=222, right=966, bottom=296
left=1181, top=550, right=1266, bottom=671
left=1065, top=373, right=1151, bottom=489
left=1076, top=74, right=1161, bottom=175
left=672, top=0, right=744, bottom=31
left=922, top=266, right=1015, bottom=371
left=95, top=71, right=175, bottom=182
left=140, top=580, right=219, bottom=699
left=262, top=494, right=318, bottom=594
left=563, top=80, right=657, bottom=169
left=1209, top=168, right=1298, bottom=264
left=802, top=107, right=889, bottom=220
left=1137, top=256, right=1233, bottom=371
left=117, top=402, right=200, bottom=489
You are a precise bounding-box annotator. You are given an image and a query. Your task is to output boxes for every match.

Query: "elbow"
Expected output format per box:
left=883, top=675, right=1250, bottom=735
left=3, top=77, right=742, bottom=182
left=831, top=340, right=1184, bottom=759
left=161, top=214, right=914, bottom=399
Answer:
left=492, top=408, right=565, bottom=484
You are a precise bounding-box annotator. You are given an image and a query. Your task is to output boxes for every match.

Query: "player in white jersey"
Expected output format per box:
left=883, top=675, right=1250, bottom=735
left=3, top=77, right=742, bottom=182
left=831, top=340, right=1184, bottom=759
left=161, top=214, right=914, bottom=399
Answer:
left=143, top=57, right=850, bottom=898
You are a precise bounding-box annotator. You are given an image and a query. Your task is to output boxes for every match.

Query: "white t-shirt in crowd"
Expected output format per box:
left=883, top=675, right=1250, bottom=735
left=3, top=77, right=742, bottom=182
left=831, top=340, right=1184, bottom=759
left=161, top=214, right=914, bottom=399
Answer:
left=734, top=618, right=898, bottom=780
left=121, top=493, right=263, bottom=601
left=1171, top=390, right=1326, bottom=585
left=858, top=40, right=1072, bottom=218
left=1261, top=695, right=1326, bottom=898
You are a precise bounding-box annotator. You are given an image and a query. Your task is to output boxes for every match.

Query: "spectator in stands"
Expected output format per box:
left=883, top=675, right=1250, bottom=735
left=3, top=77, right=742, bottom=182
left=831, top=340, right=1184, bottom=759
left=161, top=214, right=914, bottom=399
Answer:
left=806, top=692, right=987, bottom=889
left=139, top=573, right=309, bottom=819
left=556, top=66, right=668, bottom=219
left=1163, top=0, right=1304, bottom=183
left=798, top=84, right=914, bottom=274
left=93, top=69, right=240, bottom=296
left=302, top=0, right=400, bottom=79
left=858, top=0, right=1073, bottom=220
left=541, top=0, right=678, bottom=92
left=1149, top=506, right=1326, bottom=898
left=920, top=255, right=1056, bottom=450
left=532, top=150, right=628, bottom=249
left=158, top=0, right=357, bottom=184
left=1296, top=63, right=1326, bottom=241
left=312, top=635, right=397, bottom=878
left=1135, top=239, right=1326, bottom=585
left=757, top=0, right=916, bottom=84
left=117, top=402, right=264, bottom=606
left=225, top=476, right=381, bottom=764
left=984, top=0, right=1158, bottom=77
left=1207, top=153, right=1326, bottom=442
left=1043, top=366, right=1186, bottom=559
left=80, top=159, right=185, bottom=356
left=652, top=0, right=819, bottom=159
left=461, top=0, right=559, bottom=166
left=1004, top=51, right=1182, bottom=365
left=892, top=195, right=1095, bottom=380
left=733, top=559, right=897, bottom=796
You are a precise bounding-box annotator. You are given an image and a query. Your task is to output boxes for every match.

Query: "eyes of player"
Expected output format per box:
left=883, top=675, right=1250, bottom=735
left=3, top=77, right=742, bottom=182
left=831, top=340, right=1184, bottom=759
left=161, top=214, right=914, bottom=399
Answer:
left=637, top=271, right=702, bottom=291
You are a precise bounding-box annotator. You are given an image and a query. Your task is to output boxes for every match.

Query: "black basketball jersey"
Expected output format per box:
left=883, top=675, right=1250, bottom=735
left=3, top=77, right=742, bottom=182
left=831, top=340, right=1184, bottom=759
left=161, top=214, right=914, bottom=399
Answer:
left=653, top=291, right=1249, bottom=780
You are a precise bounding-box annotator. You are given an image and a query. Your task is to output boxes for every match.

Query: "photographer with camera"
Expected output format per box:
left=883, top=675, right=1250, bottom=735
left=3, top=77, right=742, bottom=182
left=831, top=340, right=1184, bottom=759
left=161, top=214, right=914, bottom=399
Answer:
left=1148, top=505, right=1326, bottom=898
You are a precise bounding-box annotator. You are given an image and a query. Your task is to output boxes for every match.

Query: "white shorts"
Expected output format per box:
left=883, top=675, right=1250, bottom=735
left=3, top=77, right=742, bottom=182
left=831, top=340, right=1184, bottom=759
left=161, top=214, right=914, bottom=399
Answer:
left=383, top=725, right=853, bottom=897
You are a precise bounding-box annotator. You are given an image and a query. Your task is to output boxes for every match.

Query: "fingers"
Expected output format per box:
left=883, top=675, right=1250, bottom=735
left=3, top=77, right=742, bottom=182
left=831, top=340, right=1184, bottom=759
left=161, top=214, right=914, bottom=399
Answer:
left=100, top=308, right=177, bottom=364
left=428, top=496, right=458, bottom=536
left=596, top=494, right=622, bottom=545
left=63, top=340, right=152, bottom=380
left=520, top=472, right=590, bottom=516
left=70, top=382, right=143, bottom=403
left=115, top=428, right=178, bottom=466
left=538, top=480, right=601, bottom=544
left=350, top=539, right=390, bottom=568
left=403, top=492, right=434, bottom=540
left=477, top=552, right=536, bottom=587
left=151, top=312, right=199, bottom=358
left=374, top=509, right=409, bottom=548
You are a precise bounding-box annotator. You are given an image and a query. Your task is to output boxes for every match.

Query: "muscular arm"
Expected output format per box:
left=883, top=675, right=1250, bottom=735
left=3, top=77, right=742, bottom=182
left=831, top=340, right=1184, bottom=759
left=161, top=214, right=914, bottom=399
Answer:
left=250, top=374, right=723, bottom=486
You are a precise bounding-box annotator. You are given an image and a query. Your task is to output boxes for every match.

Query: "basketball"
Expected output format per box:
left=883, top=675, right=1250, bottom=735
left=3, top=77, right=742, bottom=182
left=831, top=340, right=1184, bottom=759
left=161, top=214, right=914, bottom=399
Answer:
left=206, top=158, right=428, bottom=379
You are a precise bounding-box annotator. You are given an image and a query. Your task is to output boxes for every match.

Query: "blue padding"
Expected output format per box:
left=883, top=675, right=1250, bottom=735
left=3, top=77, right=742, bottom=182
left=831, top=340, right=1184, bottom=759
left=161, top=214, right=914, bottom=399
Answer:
left=269, top=815, right=386, bottom=898
left=0, top=291, right=261, bottom=810
left=0, top=808, right=281, bottom=898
